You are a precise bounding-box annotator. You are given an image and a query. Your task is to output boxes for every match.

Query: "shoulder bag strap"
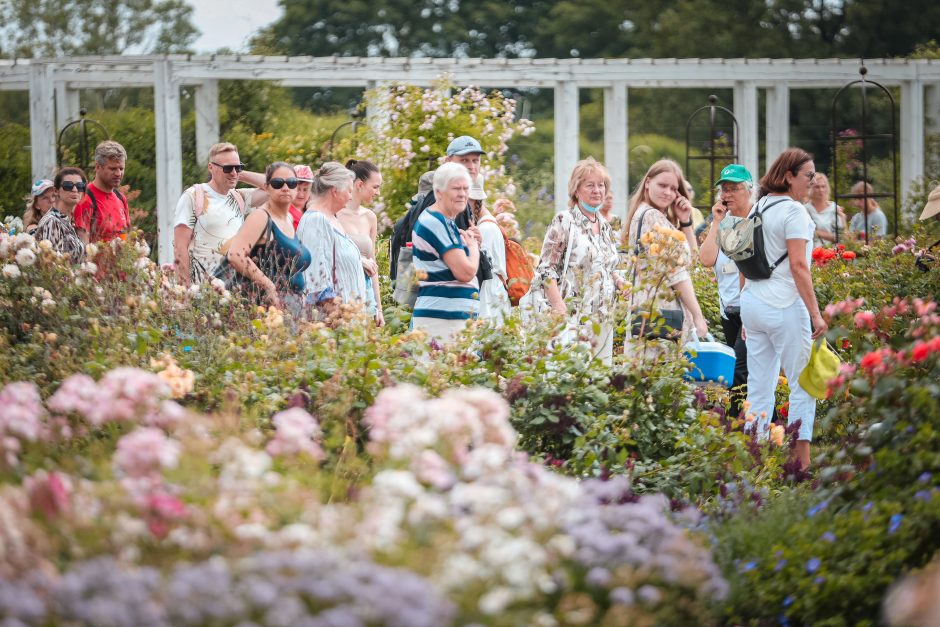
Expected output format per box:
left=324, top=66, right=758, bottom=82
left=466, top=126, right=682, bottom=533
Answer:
left=557, top=213, right=577, bottom=296
left=629, top=207, right=654, bottom=295
left=757, top=197, right=792, bottom=269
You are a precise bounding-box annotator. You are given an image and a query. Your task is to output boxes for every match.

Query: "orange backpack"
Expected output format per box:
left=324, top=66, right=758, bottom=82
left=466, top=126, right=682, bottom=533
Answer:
left=479, top=217, right=534, bottom=306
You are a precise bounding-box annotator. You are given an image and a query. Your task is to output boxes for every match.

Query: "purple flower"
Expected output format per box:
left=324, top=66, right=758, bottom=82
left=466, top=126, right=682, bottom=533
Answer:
left=862, top=501, right=874, bottom=512
left=740, top=561, right=757, bottom=573
left=888, top=513, right=903, bottom=534
left=820, top=531, right=836, bottom=543
left=915, top=490, right=932, bottom=502
left=919, top=472, right=932, bottom=483
left=783, top=595, right=794, bottom=607
left=774, top=559, right=787, bottom=572
left=814, top=576, right=825, bottom=584
left=807, top=499, right=830, bottom=518
left=806, top=558, right=821, bottom=574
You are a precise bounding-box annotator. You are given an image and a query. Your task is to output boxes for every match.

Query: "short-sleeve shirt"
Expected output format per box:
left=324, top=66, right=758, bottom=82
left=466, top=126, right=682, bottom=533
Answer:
left=743, top=195, right=814, bottom=309
left=174, top=184, right=254, bottom=277
left=74, top=182, right=130, bottom=242
left=803, top=201, right=846, bottom=247
left=849, top=208, right=888, bottom=238
left=412, top=209, right=479, bottom=321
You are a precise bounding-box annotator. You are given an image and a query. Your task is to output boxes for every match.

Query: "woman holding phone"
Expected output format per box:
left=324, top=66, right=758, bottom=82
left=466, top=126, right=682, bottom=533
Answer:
left=623, top=159, right=708, bottom=351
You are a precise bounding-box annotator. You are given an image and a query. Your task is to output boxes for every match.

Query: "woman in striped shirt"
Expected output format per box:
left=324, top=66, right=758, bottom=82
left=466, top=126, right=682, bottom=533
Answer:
left=411, top=162, right=482, bottom=344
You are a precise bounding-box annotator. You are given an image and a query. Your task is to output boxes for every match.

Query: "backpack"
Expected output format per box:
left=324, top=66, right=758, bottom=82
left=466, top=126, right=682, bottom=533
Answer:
left=478, top=216, right=534, bottom=306
left=717, top=197, right=790, bottom=281
left=85, top=185, right=130, bottom=240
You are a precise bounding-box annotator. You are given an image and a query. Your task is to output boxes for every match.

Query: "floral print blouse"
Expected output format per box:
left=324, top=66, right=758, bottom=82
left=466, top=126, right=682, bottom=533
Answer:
left=535, top=208, right=621, bottom=319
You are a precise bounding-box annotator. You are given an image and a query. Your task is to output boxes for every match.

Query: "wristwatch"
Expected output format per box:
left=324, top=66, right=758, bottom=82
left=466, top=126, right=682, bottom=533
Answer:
left=679, top=219, right=694, bottom=228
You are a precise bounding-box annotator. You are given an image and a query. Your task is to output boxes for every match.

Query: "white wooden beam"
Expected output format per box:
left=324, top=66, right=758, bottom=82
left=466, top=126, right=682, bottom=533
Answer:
left=603, top=82, right=628, bottom=219
left=154, top=60, right=182, bottom=265
left=194, top=80, right=220, bottom=166
left=733, top=81, right=759, bottom=181
left=28, top=63, right=57, bottom=181
left=554, top=81, right=579, bottom=214
left=900, top=80, right=925, bottom=201
left=765, top=84, right=790, bottom=167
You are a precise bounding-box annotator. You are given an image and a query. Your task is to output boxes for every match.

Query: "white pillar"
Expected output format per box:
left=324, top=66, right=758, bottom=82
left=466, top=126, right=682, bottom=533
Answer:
left=554, top=81, right=579, bottom=214
left=765, top=84, right=790, bottom=168
left=194, top=80, right=220, bottom=166
left=604, top=82, right=628, bottom=220
left=900, top=80, right=925, bottom=202
left=55, top=82, right=80, bottom=131
left=733, top=81, right=759, bottom=180
left=28, top=63, right=57, bottom=181
left=925, top=82, right=939, bottom=145
left=154, top=60, right=183, bottom=266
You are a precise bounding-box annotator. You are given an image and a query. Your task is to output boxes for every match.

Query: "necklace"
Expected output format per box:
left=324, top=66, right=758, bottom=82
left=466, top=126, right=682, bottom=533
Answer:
left=585, top=213, right=598, bottom=224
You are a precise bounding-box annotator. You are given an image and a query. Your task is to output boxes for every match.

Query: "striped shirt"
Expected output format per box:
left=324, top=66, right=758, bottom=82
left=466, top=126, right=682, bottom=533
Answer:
left=412, top=209, right=479, bottom=320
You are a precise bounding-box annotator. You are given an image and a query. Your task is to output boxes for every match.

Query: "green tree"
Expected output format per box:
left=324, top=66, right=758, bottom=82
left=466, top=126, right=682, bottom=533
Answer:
left=0, top=0, right=198, bottom=58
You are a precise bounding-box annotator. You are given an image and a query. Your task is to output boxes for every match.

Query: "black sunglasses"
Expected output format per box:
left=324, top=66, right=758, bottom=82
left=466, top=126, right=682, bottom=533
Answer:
left=211, top=162, right=246, bottom=174
left=59, top=181, right=86, bottom=192
left=269, top=177, right=299, bottom=190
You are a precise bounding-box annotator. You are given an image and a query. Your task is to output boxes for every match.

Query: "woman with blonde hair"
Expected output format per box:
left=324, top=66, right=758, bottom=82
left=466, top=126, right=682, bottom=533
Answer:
left=297, top=162, right=368, bottom=317
left=24, top=180, right=57, bottom=234
left=338, top=159, right=385, bottom=326
left=623, top=159, right=708, bottom=351
left=533, top=157, right=624, bottom=364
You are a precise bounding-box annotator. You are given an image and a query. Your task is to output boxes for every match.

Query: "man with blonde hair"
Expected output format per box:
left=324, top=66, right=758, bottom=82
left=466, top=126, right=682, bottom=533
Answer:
left=74, top=140, right=130, bottom=244
left=173, top=142, right=267, bottom=284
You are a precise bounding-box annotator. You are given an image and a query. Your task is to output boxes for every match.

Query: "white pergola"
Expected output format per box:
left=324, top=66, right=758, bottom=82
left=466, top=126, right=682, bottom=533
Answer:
left=3, top=55, right=939, bottom=263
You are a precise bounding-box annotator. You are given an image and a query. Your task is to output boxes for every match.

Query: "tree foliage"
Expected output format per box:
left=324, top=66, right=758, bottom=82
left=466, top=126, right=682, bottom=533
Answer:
left=0, top=0, right=198, bottom=58
left=255, top=0, right=940, bottom=60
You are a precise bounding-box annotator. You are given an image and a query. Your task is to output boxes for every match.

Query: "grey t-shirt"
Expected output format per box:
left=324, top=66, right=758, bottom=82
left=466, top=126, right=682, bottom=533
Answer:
left=849, top=208, right=888, bottom=237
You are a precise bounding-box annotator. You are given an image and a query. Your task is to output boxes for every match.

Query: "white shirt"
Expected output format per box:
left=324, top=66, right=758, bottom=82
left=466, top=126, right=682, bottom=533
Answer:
left=174, top=184, right=254, bottom=276
left=714, top=246, right=741, bottom=317
left=477, top=218, right=510, bottom=322
left=803, top=201, right=846, bottom=247
left=743, top=195, right=814, bottom=309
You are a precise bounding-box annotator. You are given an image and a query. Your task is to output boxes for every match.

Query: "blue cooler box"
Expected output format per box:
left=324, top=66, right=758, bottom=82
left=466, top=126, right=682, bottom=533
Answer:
left=684, top=341, right=736, bottom=386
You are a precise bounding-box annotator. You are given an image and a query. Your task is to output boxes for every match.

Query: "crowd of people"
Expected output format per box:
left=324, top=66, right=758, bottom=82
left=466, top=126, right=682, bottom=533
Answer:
left=18, top=133, right=940, bottom=470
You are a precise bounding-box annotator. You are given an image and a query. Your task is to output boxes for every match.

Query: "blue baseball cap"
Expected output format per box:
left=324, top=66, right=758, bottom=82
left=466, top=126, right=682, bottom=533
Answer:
left=446, top=135, right=484, bottom=157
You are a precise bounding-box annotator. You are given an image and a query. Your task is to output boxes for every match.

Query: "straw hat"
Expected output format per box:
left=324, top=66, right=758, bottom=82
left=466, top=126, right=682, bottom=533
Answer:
left=919, top=184, right=940, bottom=221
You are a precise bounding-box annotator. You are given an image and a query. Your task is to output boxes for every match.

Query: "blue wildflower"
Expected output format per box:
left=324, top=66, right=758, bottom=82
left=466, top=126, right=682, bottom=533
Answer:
left=774, top=559, right=787, bottom=572
left=183, top=345, right=192, bottom=352
left=814, top=576, right=825, bottom=584
left=740, top=561, right=757, bottom=573
left=806, top=557, right=821, bottom=574
left=862, top=501, right=874, bottom=512
left=820, top=531, right=836, bottom=543
left=783, top=595, right=795, bottom=607
left=915, top=490, right=932, bottom=502
left=888, top=513, right=903, bottom=534
left=807, top=499, right=830, bottom=518
left=919, top=472, right=932, bottom=483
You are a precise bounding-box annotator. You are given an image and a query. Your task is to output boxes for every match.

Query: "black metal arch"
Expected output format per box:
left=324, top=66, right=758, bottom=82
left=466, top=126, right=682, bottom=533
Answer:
left=57, top=108, right=110, bottom=174
left=830, top=66, right=899, bottom=244
left=686, top=95, right=739, bottom=213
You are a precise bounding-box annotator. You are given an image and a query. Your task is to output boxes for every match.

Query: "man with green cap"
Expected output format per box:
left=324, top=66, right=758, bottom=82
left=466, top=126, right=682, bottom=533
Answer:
left=699, top=163, right=755, bottom=417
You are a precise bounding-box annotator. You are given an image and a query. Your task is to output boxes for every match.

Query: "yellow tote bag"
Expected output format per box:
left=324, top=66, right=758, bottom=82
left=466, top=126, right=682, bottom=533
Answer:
left=798, top=339, right=842, bottom=400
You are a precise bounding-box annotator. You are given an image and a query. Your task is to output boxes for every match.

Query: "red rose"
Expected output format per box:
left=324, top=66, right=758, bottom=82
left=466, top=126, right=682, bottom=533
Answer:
left=860, top=351, right=883, bottom=371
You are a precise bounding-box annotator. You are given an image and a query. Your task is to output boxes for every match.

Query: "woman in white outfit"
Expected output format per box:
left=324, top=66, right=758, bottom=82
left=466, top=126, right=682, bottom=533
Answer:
left=470, top=174, right=510, bottom=324
left=741, top=148, right=828, bottom=470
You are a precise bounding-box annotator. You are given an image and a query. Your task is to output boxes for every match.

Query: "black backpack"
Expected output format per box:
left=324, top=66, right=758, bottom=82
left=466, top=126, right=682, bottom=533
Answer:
left=717, top=197, right=790, bottom=281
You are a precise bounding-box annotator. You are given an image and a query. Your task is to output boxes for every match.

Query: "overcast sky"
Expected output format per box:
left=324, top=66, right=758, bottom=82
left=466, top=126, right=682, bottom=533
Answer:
left=190, top=0, right=283, bottom=53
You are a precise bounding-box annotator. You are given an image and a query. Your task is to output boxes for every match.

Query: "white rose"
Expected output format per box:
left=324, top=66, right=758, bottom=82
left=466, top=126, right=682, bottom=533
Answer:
left=38, top=239, right=53, bottom=251
left=85, top=243, right=99, bottom=257
left=80, top=262, right=98, bottom=275
left=13, top=233, right=35, bottom=250
left=2, top=263, right=20, bottom=279
left=15, top=248, right=36, bottom=267
left=41, top=298, right=56, bottom=311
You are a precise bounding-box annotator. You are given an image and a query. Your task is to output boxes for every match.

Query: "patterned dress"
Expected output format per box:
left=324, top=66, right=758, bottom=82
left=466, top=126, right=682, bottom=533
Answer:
left=33, top=209, right=85, bottom=263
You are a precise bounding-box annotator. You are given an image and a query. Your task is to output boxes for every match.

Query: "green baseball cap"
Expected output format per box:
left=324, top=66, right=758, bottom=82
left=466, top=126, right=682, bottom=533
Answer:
left=715, top=164, right=753, bottom=186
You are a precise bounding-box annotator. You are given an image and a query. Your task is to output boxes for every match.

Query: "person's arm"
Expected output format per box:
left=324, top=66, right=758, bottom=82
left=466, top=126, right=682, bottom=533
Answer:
left=787, top=237, right=827, bottom=340
left=173, top=224, right=193, bottom=285
left=534, top=215, right=569, bottom=314
left=442, top=230, right=480, bottom=283
left=816, top=228, right=836, bottom=243
left=672, top=196, right=699, bottom=257
left=674, top=279, right=708, bottom=338
left=226, top=211, right=279, bottom=306
left=699, top=201, right=727, bottom=267
left=236, top=173, right=269, bottom=207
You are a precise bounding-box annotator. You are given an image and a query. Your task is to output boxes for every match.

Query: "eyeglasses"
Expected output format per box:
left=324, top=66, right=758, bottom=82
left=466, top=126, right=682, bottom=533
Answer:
left=211, top=162, right=246, bottom=174
left=803, top=171, right=816, bottom=180
left=269, top=177, right=299, bottom=190
left=59, top=181, right=86, bottom=192
left=718, top=184, right=747, bottom=194
left=581, top=183, right=606, bottom=192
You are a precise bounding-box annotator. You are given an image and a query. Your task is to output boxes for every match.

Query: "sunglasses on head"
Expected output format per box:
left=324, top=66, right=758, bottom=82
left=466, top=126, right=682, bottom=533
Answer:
left=59, top=181, right=86, bottom=192
left=211, top=162, right=246, bottom=174
left=269, top=177, right=299, bottom=190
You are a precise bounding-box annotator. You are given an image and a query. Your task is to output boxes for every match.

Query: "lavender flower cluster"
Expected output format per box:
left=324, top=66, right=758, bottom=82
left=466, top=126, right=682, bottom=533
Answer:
left=0, top=550, right=454, bottom=627
left=565, top=476, right=729, bottom=607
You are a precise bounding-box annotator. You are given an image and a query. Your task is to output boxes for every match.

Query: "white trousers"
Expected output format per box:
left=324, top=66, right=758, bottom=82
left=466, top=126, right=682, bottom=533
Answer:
left=411, top=317, right=468, bottom=346
left=741, top=290, right=816, bottom=441
left=554, top=321, right=613, bottom=366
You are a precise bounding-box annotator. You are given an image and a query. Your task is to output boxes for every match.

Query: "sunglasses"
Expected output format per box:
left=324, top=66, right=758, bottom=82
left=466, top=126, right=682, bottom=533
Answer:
left=59, top=181, right=86, bottom=192
left=269, top=177, right=299, bottom=190
left=211, top=162, right=246, bottom=174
